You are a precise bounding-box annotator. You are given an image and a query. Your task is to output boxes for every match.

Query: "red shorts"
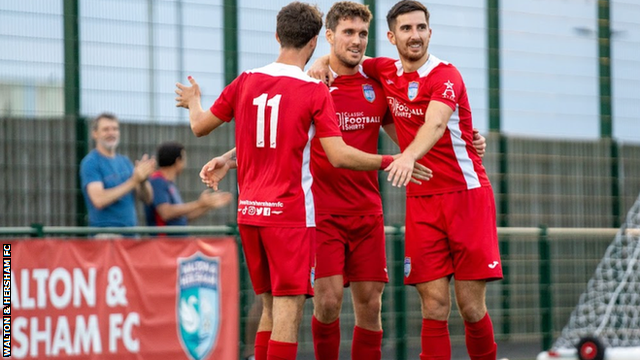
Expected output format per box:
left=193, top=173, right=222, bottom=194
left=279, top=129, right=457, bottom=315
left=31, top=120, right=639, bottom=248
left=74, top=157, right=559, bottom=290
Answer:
left=315, top=213, right=388, bottom=285
left=239, top=225, right=315, bottom=297
left=404, top=186, right=503, bottom=285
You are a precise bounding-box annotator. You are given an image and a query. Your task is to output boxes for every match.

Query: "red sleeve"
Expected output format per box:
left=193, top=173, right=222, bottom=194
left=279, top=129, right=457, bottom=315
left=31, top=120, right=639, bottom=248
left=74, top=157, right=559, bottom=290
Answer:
left=362, top=57, right=394, bottom=82
left=312, top=84, right=342, bottom=138
left=210, top=73, right=245, bottom=122
left=427, top=65, right=464, bottom=111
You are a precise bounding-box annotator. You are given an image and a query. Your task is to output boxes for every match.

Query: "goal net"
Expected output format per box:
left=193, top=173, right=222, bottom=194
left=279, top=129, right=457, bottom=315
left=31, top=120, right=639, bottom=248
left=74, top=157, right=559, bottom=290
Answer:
left=539, top=194, right=640, bottom=359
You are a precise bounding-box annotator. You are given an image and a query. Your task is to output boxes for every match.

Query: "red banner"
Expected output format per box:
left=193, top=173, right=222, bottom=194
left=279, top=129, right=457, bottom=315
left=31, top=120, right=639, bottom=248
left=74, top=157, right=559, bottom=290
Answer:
left=6, top=237, right=239, bottom=360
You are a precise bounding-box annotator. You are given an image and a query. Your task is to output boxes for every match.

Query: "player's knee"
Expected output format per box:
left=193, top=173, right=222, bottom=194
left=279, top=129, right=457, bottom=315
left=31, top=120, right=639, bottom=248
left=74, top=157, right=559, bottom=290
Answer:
left=420, top=295, right=450, bottom=320
left=457, top=301, right=487, bottom=323
left=354, top=295, right=381, bottom=315
left=314, top=293, right=342, bottom=321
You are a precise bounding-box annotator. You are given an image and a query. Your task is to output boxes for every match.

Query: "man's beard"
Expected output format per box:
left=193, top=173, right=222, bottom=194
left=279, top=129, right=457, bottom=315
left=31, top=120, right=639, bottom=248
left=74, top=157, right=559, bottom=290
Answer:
left=335, top=50, right=361, bottom=68
left=99, top=138, right=119, bottom=151
left=401, top=42, right=426, bottom=62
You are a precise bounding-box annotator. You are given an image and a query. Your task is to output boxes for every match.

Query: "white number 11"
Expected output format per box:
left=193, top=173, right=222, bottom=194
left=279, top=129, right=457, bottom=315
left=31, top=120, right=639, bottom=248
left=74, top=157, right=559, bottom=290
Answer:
left=252, top=93, right=281, bottom=148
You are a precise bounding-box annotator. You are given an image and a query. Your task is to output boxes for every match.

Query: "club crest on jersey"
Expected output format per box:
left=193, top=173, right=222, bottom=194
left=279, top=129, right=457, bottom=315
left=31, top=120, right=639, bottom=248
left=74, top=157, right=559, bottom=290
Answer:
left=404, top=257, right=411, bottom=277
left=362, top=84, right=375, bottom=103
left=407, top=81, right=419, bottom=101
left=177, top=253, right=221, bottom=360
left=442, top=80, right=455, bottom=100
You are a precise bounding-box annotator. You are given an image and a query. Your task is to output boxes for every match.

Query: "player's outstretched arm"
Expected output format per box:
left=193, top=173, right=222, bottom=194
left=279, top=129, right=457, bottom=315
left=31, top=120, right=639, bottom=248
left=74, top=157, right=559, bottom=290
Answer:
left=387, top=101, right=452, bottom=187
left=319, top=136, right=432, bottom=185
left=320, top=136, right=385, bottom=170
left=175, top=76, right=224, bottom=137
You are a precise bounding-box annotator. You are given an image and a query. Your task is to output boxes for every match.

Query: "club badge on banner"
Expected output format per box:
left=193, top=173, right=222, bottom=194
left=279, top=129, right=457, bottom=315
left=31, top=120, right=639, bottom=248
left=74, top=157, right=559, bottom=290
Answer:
left=6, top=237, right=239, bottom=360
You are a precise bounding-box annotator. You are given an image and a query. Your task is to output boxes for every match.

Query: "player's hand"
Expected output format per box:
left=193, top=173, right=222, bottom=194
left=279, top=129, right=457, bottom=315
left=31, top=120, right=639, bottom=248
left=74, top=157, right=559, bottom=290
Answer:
left=198, top=190, right=232, bottom=209
left=385, top=153, right=416, bottom=187
left=410, top=162, right=432, bottom=185
left=175, top=76, right=201, bottom=109
left=473, top=128, right=486, bottom=158
left=199, top=156, right=231, bottom=191
left=307, top=55, right=334, bottom=86
left=133, top=154, right=156, bottom=183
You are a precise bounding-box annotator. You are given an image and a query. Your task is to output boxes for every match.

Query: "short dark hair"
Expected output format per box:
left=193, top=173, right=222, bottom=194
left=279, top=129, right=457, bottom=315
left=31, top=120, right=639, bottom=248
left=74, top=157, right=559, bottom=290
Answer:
left=157, top=142, right=185, bottom=167
left=325, top=1, right=372, bottom=31
left=386, top=0, right=430, bottom=31
left=276, top=2, right=324, bottom=49
left=92, top=112, right=118, bottom=131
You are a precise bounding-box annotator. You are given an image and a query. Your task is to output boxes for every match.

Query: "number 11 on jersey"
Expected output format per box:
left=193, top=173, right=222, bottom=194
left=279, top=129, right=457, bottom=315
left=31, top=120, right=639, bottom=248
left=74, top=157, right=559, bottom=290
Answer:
left=253, top=94, right=282, bottom=148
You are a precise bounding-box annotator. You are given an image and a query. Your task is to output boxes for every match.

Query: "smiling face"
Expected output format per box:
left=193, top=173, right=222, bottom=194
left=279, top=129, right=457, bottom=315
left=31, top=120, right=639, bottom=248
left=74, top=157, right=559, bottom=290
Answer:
left=327, top=16, right=370, bottom=68
left=387, top=10, right=431, bottom=65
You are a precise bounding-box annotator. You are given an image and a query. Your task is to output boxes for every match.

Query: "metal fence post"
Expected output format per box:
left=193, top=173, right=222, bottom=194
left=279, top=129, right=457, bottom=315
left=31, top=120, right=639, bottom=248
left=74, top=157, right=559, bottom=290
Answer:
left=392, top=225, right=407, bottom=360
left=538, top=225, right=553, bottom=350
left=30, top=223, right=44, bottom=238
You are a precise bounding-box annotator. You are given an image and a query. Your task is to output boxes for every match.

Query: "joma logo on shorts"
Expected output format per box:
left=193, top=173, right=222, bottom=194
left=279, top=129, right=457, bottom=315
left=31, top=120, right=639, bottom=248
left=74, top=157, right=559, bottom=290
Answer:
left=488, top=261, right=499, bottom=269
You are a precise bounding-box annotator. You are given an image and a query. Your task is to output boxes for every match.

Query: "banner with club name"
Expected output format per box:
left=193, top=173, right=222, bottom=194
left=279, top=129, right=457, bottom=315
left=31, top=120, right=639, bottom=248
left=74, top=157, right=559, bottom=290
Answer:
left=4, top=237, right=239, bottom=360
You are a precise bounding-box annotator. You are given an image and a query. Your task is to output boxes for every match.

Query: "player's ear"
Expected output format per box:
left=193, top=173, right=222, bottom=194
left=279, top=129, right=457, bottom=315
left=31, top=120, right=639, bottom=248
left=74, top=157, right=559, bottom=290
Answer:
left=275, top=32, right=281, bottom=45
left=308, top=35, right=318, bottom=50
left=387, top=31, right=396, bottom=45
left=326, top=29, right=334, bottom=45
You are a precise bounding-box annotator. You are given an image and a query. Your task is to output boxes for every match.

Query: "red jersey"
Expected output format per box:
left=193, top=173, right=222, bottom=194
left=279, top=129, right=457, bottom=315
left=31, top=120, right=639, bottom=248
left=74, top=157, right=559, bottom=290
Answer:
left=363, top=55, right=491, bottom=196
left=311, top=67, right=392, bottom=215
left=211, top=62, right=342, bottom=227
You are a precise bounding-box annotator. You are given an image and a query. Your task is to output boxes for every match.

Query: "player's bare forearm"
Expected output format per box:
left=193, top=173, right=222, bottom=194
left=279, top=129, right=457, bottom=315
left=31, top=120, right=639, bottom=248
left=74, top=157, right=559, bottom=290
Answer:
left=319, top=136, right=385, bottom=171
left=387, top=101, right=451, bottom=187
left=220, top=147, right=238, bottom=169
left=188, top=106, right=218, bottom=137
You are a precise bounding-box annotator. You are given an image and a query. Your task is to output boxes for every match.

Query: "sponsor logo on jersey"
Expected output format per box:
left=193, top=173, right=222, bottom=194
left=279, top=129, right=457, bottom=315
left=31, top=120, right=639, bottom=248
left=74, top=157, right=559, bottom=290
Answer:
left=404, top=257, right=411, bottom=277
left=442, top=80, right=455, bottom=100
left=387, top=97, right=425, bottom=119
left=362, top=84, right=375, bottom=103
left=408, top=81, right=419, bottom=101
left=329, top=86, right=339, bottom=93
left=336, top=111, right=381, bottom=131
left=177, top=253, right=220, bottom=360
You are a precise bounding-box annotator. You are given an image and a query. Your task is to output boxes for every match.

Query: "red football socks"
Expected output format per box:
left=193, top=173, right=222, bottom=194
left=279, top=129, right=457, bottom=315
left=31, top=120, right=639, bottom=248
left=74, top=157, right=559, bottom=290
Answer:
left=420, top=318, right=451, bottom=360
left=254, top=331, right=271, bottom=360
left=267, top=340, right=298, bottom=360
left=352, top=326, right=383, bottom=360
left=312, top=316, right=340, bottom=360
left=464, top=313, right=497, bottom=360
